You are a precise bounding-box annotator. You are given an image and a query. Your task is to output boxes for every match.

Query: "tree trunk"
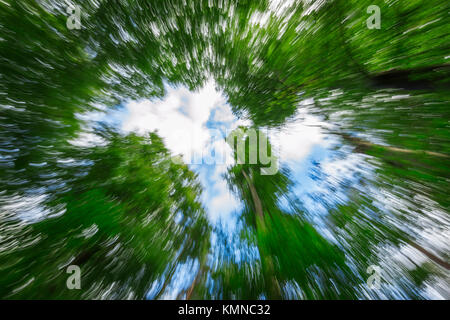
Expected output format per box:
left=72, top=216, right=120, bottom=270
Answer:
left=186, top=254, right=208, bottom=300
left=154, top=264, right=177, bottom=300
left=241, top=169, right=282, bottom=299
left=332, top=131, right=449, bottom=159
left=408, top=241, right=450, bottom=270
left=185, top=241, right=209, bottom=300
left=186, top=265, right=202, bottom=300
left=242, top=169, right=265, bottom=225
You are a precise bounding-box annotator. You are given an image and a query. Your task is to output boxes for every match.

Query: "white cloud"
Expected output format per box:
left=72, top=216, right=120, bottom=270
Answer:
left=122, top=81, right=226, bottom=164
left=212, top=103, right=236, bottom=123
left=269, top=110, right=325, bottom=163
left=200, top=164, right=241, bottom=223
left=209, top=188, right=241, bottom=221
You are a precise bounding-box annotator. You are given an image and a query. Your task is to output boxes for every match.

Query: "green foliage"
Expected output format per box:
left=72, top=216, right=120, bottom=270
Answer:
left=0, top=0, right=448, bottom=299
left=0, top=130, right=208, bottom=299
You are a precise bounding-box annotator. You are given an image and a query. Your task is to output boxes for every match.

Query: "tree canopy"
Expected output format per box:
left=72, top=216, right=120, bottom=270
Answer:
left=0, top=0, right=448, bottom=299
